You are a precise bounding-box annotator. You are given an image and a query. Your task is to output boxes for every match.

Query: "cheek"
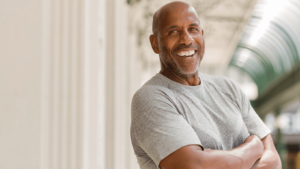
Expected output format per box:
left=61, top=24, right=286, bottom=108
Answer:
left=162, top=39, right=176, bottom=52
left=195, top=38, right=205, bottom=53
left=162, top=46, right=168, bottom=55
left=162, top=44, right=173, bottom=56
left=201, top=39, right=205, bottom=54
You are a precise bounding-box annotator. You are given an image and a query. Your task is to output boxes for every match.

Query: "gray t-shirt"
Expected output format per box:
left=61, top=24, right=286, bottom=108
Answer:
left=130, top=73, right=270, bottom=169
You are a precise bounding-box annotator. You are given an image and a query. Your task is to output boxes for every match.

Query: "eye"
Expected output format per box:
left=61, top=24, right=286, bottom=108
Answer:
left=189, top=27, right=199, bottom=32
left=169, top=30, right=179, bottom=35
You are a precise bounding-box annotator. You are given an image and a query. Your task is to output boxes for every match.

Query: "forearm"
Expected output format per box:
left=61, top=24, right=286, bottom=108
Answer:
left=160, top=144, right=250, bottom=169
left=193, top=136, right=263, bottom=169
left=160, top=135, right=264, bottom=169
left=205, top=136, right=264, bottom=169
left=196, top=149, right=243, bottom=169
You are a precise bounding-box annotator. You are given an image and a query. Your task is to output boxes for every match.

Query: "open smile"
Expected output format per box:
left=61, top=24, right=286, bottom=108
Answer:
left=176, top=49, right=197, bottom=57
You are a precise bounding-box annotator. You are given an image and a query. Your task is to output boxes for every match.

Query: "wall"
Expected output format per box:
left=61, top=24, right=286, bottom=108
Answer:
left=104, top=0, right=140, bottom=168
left=0, top=0, right=42, bottom=168
left=0, top=0, right=140, bottom=168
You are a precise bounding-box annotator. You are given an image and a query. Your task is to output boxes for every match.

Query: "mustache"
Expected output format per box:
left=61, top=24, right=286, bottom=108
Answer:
left=173, top=43, right=200, bottom=53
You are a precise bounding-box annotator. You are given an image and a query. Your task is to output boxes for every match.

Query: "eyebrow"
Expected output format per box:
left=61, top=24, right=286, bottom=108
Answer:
left=189, top=23, right=200, bottom=27
left=167, top=25, right=178, bottom=30
left=167, top=23, right=200, bottom=30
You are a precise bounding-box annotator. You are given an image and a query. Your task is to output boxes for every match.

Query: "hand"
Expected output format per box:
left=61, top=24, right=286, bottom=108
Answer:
left=244, top=135, right=262, bottom=145
left=228, top=135, right=264, bottom=169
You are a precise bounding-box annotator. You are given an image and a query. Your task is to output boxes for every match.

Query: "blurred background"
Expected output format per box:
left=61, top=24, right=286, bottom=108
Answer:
left=1, top=0, right=300, bottom=168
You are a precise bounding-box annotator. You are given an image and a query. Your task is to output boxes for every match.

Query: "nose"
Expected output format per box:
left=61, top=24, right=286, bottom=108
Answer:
left=180, top=29, right=194, bottom=45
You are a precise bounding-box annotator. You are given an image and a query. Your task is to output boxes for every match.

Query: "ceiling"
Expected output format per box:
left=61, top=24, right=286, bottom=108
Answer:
left=229, top=0, right=300, bottom=93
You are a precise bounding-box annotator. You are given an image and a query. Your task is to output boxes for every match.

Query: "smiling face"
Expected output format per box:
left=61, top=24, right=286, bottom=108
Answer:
left=150, top=2, right=205, bottom=79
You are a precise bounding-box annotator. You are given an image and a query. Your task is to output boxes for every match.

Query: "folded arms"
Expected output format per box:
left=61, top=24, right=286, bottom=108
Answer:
left=159, top=134, right=281, bottom=169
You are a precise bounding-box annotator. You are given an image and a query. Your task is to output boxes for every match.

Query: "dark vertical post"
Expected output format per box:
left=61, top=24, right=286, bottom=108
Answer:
left=275, top=108, right=286, bottom=169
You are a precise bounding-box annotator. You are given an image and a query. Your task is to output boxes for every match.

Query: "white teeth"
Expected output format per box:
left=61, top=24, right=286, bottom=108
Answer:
left=189, top=50, right=195, bottom=55
left=178, top=50, right=195, bottom=57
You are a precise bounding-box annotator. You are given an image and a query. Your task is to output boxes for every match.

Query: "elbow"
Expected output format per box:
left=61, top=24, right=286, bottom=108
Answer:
left=277, top=161, right=282, bottom=169
left=272, top=148, right=282, bottom=169
left=268, top=150, right=282, bottom=169
left=275, top=154, right=282, bottom=169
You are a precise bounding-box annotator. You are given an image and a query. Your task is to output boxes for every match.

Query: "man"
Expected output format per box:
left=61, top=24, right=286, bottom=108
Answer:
left=130, top=1, right=281, bottom=169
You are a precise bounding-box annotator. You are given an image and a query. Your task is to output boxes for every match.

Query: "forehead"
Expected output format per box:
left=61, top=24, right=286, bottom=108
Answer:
left=158, top=6, right=200, bottom=30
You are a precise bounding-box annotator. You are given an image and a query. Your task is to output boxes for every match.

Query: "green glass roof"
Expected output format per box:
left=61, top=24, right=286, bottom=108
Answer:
left=229, top=0, right=300, bottom=94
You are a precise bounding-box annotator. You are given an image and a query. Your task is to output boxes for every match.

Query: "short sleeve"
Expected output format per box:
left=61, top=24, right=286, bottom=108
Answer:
left=130, top=87, right=201, bottom=167
left=235, top=83, right=271, bottom=139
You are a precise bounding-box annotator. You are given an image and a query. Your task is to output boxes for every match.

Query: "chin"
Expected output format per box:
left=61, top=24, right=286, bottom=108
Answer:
left=177, top=60, right=201, bottom=77
left=177, top=69, right=198, bottom=78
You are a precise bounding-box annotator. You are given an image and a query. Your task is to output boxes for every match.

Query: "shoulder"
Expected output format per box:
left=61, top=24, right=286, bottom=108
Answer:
left=200, top=73, right=245, bottom=105
left=131, top=74, right=178, bottom=116
left=132, top=76, right=174, bottom=104
left=200, top=73, right=241, bottom=92
left=132, top=73, right=179, bottom=102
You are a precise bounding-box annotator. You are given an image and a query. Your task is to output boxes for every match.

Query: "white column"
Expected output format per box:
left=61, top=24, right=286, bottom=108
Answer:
left=99, top=0, right=106, bottom=169
left=41, top=0, right=102, bottom=168
left=0, top=0, right=42, bottom=168
left=105, top=0, right=140, bottom=168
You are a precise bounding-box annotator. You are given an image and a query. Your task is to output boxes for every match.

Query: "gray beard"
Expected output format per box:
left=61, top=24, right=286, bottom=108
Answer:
left=161, top=55, right=200, bottom=78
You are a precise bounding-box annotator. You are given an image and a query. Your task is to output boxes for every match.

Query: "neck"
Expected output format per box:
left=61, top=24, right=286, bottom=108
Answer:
left=160, top=70, right=201, bottom=86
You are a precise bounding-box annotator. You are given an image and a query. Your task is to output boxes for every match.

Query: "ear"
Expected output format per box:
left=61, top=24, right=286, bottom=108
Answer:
left=149, top=35, right=159, bottom=54
left=201, top=29, right=204, bottom=36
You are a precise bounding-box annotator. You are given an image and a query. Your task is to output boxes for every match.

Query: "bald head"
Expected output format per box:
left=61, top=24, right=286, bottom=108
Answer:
left=152, top=1, right=199, bottom=36
left=149, top=1, right=205, bottom=82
